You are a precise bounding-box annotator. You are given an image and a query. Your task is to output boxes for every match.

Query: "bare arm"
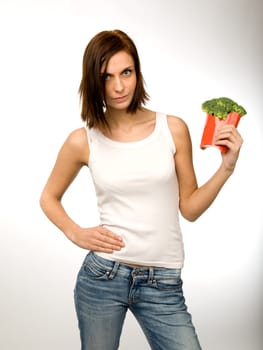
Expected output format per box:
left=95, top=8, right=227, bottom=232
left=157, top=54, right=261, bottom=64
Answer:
left=168, top=116, right=243, bottom=221
left=39, top=127, right=124, bottom=252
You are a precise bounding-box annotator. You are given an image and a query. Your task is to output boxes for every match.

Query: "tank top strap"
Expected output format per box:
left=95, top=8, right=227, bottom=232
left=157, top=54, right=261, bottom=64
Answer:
left=85, top=126, right=99, bottom=165
left=156, top=112, right=176, bottom=154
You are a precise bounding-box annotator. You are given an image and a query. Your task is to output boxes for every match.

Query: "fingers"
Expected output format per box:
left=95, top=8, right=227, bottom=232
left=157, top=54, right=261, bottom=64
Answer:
left=99, top=226, right=123, bottom=242
left=214, top=125, right=243, bottom=171
left=71, top=226, right=125, bottom=253
left=214, top=125, right=243, bottom=151
left=94, top=226, right=125, bottom=252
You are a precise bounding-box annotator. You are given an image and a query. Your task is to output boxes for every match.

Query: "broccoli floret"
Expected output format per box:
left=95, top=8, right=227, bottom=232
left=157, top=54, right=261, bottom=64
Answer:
left=202, top=97, right=247, bottom=120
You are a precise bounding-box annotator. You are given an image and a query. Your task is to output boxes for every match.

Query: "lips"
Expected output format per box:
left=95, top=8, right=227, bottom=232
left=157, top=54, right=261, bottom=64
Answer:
left=114, top=95, right=128, bottom=103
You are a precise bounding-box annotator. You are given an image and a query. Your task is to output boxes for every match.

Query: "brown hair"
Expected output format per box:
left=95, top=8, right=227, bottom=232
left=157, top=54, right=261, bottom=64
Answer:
left=79, top=29, right=149, bottom=129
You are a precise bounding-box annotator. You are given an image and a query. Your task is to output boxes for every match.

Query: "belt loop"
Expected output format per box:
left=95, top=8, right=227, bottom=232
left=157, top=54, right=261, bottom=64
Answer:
left=108, top=261, right=120, bottom=279
left=148, top=267, right=154, bottom=283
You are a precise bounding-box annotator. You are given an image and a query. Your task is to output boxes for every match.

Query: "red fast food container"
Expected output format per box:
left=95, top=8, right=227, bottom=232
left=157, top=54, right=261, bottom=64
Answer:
left=200, top=112, right=241, bottom=152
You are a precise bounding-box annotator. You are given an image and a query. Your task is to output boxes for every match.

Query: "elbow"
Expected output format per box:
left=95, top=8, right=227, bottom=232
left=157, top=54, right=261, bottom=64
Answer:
left=39, top=189, right=62, bottom=215
left=181, top=212, right=199, bottom=222
left=39, top=191, right=47, bottom=213
left=179, top=202, right=201, bottom=222
left=39, top=190, right=53, bottom=214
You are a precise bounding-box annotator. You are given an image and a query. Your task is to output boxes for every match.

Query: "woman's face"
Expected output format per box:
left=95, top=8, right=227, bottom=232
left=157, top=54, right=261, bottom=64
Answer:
left=102, top=50, right=137, bottom=111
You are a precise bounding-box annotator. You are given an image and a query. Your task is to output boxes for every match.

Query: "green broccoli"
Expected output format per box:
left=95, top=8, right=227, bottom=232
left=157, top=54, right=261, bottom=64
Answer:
left=202, top=97, right=247, bottom=120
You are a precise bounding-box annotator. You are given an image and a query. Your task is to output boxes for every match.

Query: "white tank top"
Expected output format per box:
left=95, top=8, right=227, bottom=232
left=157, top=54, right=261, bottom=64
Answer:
left=86, top=112, right=184, bottom=268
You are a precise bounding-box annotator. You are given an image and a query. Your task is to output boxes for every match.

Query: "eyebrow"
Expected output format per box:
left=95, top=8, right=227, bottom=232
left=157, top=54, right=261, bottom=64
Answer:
left=101, top=65, right=134, bottom=76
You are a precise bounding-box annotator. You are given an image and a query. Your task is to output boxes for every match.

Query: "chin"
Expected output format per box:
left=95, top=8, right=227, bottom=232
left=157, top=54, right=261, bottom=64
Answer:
left=108, top=102, right=132, bottom=111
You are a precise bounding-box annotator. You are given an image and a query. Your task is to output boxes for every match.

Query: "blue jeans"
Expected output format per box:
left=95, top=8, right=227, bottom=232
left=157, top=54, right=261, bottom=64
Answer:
left=74, top=252, right=202, bottom=350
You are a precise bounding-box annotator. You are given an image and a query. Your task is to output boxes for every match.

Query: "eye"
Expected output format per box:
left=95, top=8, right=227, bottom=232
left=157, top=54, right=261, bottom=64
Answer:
left=101, top=73, right=110, bottom=81
left=123, top=69, right=132, bottom=76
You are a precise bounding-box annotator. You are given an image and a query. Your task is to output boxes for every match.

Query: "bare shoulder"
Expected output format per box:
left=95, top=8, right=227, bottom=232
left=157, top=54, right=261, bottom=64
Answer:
left=166, top=115, right=191, bottom=141
left=66, top=127, right=88, bottom=147
left=63, top=127, right=89, bottom=165
left=166, top=115, right=194, bottom=179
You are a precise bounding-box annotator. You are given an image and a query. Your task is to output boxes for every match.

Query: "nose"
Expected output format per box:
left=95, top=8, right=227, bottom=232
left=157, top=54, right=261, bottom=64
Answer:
left=113, top=77, right=124, bottom=92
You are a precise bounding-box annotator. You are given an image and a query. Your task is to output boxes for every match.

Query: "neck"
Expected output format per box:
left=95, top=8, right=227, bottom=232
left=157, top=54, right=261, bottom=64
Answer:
left=105, top=107, right=146, bottom=129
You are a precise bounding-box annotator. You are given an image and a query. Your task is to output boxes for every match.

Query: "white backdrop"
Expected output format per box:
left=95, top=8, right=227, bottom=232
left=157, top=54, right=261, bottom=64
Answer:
left=0, top=0, right=262, bottom=349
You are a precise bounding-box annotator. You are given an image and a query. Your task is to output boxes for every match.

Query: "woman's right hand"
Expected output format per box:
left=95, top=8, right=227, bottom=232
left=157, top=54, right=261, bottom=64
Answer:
left=68, top=225, right=125, bottom=253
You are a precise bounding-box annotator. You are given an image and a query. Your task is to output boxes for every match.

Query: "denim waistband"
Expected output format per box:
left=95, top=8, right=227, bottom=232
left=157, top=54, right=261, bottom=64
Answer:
left=86, top=251, right=181, bottom=280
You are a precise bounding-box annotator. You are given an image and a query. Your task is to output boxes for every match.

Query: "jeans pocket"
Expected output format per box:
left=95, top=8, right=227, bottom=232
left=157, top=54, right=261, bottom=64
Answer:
left=83, top=261, right=111, bottom=280
left=81, top=253, right=111, bottom=280
left=155, top=276, right=183, bottom=292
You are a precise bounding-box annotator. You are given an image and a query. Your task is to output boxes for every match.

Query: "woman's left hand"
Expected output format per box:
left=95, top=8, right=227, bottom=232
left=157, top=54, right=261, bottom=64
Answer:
left=214, top=124, right=243, bottom=171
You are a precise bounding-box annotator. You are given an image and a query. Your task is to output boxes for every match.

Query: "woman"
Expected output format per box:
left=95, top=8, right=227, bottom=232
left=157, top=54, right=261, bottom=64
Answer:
left=40, top=29, right=243, bottom=350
